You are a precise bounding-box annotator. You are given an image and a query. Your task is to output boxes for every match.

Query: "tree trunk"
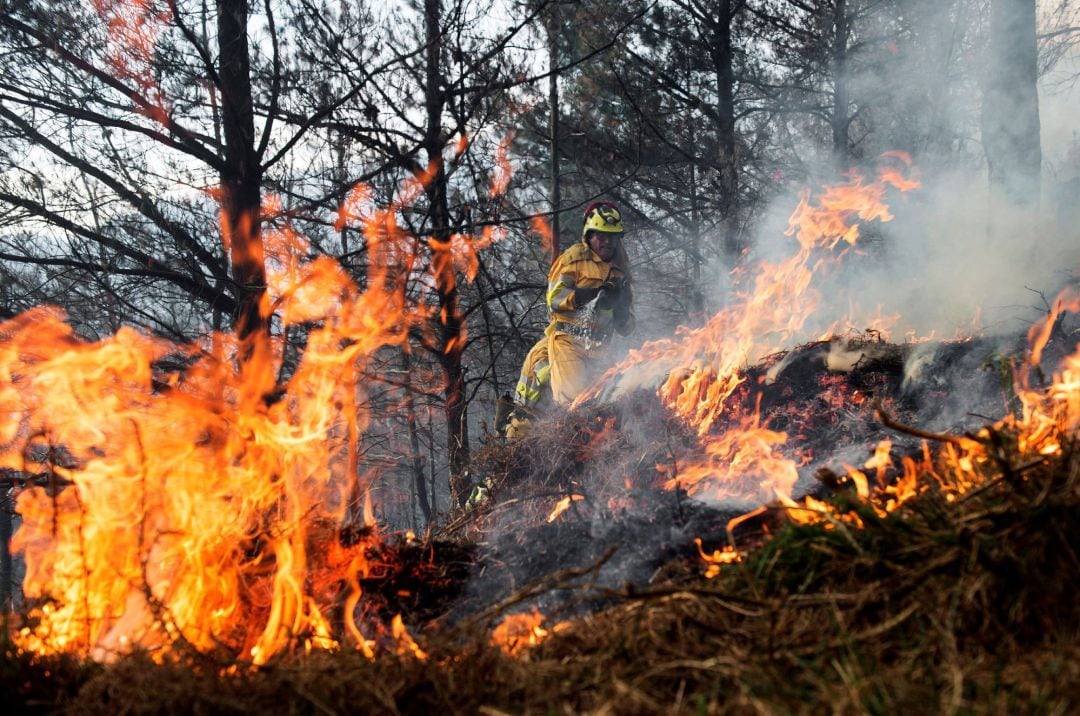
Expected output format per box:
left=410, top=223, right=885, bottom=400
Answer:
left=401, top=351, right=432, bottom=526
left=685, top=55, right=703, bottom=313
left=712, top=0, right=740, bottom=259
left=217, top=0, right=268, bottom=344
left=0, top=489, right=12, bottom=611
left=982, top=0, right=1041, bottom=207
left=830, top=0, right=851, bottom=169
left=548, top=2, right=562, bottom=264
left=424, top=0, right=470, bottom=508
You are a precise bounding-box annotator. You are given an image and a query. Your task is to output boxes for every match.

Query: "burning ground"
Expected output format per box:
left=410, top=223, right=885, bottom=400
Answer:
left=2, top=158, right=1080, bottom=712
left=3, top=324, right=1079, bottom=713
left=454, top=331, right=1031, bottom=610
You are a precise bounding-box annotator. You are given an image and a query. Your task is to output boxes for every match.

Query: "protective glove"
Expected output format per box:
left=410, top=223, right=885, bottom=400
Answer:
left=572, top=286, right=602, bottom=307
left=595, top=281, right=623, bottom=311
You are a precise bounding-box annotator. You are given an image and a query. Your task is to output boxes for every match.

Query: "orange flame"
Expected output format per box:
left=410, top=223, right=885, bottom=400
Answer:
left=91, top=0, right=169, bottom=123
left=578, top=155, right=920, bottom=506
left=694, top=538, right=742, bottom=578
left=0, top=0, right=515, bottom=666
left=664, top=411, right=798, bottom=505
left=391, top=614, right=427, bottom=661
left=3, top=165, right=502, bottom=663
left=530, top=214, right=556, bottom=263
left=453, top=133, right=470, bottom=158
left=4, top=243, right=411, bottom=663
left=489, top=133, right=515, bottom=196
left=546, top=494, right=585, bottom=523
left=490, top=609, right=549, bottom=656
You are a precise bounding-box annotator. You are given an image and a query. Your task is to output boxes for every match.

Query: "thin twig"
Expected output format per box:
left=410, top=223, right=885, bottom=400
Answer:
left=598, top=584, right=765, bottom=618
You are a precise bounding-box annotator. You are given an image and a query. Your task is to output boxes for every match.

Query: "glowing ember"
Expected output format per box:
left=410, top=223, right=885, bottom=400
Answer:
left=694, top=538, right=742, bottom=578
left=490, top=609, right=550, bottom=656
left=546, top=494, right=586, bottom=523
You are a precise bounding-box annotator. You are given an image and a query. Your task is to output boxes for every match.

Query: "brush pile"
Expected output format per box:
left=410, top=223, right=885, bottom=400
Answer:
left=424, top=333, right=1021, bottom=617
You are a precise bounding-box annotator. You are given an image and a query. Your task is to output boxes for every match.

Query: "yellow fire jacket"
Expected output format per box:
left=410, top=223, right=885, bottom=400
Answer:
left=545, top=242, right=634, bottom=342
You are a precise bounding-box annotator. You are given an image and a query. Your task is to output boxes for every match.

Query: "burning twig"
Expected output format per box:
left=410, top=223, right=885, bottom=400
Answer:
left=873, top=399, right=975, bottom=448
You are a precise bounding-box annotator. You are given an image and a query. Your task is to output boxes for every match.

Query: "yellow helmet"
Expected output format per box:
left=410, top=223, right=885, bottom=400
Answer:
left=582, top=202, right=624, bottom=241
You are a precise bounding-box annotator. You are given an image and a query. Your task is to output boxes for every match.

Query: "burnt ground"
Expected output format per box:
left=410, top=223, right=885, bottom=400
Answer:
left=355, top=330, right=1051, bottom=632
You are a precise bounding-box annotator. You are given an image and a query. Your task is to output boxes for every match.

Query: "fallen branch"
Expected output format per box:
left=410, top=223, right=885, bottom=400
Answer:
left=874, top=400, right=976, bottom=448
left=447, top=545, right=619, bottom=636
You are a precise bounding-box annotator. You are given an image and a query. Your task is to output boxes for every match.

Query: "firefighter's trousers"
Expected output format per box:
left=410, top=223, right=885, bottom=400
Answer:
left=505, top=337, right=551, bottom=439
left=548, top=331, right=602, bottom=406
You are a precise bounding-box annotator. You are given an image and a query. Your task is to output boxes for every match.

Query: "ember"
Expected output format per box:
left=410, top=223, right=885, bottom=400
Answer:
left=546, top=494, right=586, bottom=523
left=490, top=609, right=550, bottom=657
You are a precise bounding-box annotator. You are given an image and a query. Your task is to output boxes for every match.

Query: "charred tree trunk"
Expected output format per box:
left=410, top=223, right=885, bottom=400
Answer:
left=217, top=0, right=268, bottom=343
left=982, top=0, right=1041, bottom=207
left=547, top=1, right=562, bottom=264
left=711, top=0, right=740, bottom=259
left=436, top=215, right=470, bottom=511
left=830, top=0, right=851, bottom=170
left=424, top=0, right=470, bottom=508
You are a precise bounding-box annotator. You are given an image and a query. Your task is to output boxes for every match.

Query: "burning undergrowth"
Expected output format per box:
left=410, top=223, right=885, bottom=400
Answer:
left=3, top=150, right=1079, bottom=711
left=5, top=340, right=1078, bottom=712
left=449, top=329, right=1027, bottom=625
left=267, top=329, right=1027, bottom=642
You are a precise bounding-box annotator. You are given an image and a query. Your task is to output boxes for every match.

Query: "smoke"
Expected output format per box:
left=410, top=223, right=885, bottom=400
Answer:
left=686, top=158, right=1080, bottom=358
left=821, top=168, right=1079, bottom=340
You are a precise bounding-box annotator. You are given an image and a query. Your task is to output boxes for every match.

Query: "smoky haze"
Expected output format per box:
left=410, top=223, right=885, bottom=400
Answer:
left=636, top=1, right=1080, bottom=364
left=739, top=166, right=1080, bottom=345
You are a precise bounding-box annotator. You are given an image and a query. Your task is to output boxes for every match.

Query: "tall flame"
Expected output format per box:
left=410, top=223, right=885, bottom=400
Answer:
left=583, top=155, right=919, bottom=504
left=1, top=171, right=496, bottom=662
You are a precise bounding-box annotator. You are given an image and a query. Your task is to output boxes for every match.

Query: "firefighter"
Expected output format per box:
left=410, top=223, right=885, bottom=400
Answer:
left=503, top=201, right=634, bottom=437
left=547, top=201, right=634, bottom=403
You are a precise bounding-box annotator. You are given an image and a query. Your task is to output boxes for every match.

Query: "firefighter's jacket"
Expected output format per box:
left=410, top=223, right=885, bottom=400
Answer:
left=545, top=242, right=634, bottom=343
